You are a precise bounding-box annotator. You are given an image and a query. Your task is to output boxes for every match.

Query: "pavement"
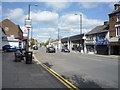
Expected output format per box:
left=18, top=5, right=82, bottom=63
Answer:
left=70, top=51, right=119, bottom=60
left=0, top=51, right=2, bottom=90
left=2, top=51, right=68, bottom=89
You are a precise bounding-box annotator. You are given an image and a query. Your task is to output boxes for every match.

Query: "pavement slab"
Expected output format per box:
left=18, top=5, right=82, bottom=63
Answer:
left=2, top=52, right=67, bottom=89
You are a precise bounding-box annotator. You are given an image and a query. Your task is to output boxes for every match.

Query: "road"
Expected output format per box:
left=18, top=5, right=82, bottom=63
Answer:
left=34, top=47, right=118, bottom=88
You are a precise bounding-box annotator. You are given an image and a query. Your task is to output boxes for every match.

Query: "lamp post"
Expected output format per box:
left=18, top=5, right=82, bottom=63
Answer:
left=26, top=4, right=38, bottom=52
left=74, top=14, right=82, bottom=34
left=28, top=4, right=38, bottom=20
left=57, top=27, right=60, bottom=50
left=31, top=26, right=33, bottom=40
left=57, top=15, right=60, bottom=50
left=75, top=13, right=82, bottom=52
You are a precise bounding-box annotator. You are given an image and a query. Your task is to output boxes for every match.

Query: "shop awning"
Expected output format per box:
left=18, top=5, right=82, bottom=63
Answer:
left=15, top=37, right=27, bottom=40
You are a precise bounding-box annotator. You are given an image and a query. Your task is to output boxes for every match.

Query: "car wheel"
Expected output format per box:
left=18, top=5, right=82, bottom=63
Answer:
left=6, top=50, right=8, bottom=52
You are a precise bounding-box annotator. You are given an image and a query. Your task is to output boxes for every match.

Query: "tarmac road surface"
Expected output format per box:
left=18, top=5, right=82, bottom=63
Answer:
left=34, top=47, right=119, bottom=89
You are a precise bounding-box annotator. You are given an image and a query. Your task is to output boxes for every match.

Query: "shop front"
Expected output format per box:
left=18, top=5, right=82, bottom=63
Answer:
left=96, top=40, right=109, bottom=55
left=109, top=42, right=119, bottom=55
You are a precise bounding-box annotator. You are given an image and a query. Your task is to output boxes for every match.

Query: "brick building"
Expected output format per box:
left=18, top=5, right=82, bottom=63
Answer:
left=108, top=3, right=120, bottom=55
left=0, top=19, right=23, bottom=47
left=1, top=19, right=23, bottom=38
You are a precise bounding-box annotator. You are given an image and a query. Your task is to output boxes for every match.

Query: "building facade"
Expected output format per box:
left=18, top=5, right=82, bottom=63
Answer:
left=85, top=34, right=96, bottom=54
left=108, top=3, right=120, bottom=55
left=85, top=22, right=109, bottom=55
left=61, top=34, right=84, bottom=53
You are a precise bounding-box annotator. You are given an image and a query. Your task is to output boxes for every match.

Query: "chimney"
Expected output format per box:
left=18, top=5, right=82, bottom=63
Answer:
left=114, top=3, right=120, bottom=10
left=104, top=21, right=109, bottom=25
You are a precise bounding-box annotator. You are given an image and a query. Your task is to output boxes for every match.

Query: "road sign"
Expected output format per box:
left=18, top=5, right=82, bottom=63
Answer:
left=25, top=19, right=32, bottom=28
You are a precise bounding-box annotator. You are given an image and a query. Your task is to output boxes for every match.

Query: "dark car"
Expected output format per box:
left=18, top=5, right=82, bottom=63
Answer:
left=46, top=47, right=56, bottom=53
left=61, top=48, right=70, bottom=53
left=2, top=45, right=10, bottom=52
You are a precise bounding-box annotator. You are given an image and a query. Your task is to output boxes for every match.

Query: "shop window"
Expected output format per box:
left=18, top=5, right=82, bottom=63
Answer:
left=87, top=46, right=94, bottom=52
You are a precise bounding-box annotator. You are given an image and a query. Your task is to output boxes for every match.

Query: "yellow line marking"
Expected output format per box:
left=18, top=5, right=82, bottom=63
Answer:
left=33, top=55, right=71, bottom=88
left=49, top=68, right=78, bottom=89
left=33, top=54, right=80, bottom=90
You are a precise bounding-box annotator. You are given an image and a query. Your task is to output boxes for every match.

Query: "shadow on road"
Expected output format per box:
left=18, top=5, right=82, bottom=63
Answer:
left=61, top=75, right=103, bottom=89
left=43, top=62, right=53, bottom=68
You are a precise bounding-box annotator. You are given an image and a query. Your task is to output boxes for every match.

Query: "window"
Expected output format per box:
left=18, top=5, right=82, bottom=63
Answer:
left=96, top=33, right=106, bottom=41
left=4, top=27, right=9, bottom=31
left=116, top=14, right=120, bottom=22
left=116, top=26, right=120, bottom=36
left=87, top=45, right=94, bottom=52
left=87, top=35, right=93, bottom=40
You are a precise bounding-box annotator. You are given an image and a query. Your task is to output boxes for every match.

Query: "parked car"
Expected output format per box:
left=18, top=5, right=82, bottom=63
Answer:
left=3, top=45, right=20, bottom=52
left=46, top=47, right=56, bottom=53
left=8, top=46, right=20, bottom=52
left=61, top=48, right=70, bottom=53
left=2, top=45, right=10, bottom=52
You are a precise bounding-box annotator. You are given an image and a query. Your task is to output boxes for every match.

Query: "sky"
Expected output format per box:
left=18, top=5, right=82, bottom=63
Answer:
left=1, top=0, right=119, bottom=43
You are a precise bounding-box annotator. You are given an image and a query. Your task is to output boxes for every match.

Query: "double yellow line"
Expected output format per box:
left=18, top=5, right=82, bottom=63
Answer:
left=33, top=54, right=80, bottom=90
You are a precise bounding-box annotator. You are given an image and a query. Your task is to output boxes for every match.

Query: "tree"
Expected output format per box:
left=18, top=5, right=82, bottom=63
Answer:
left=30, top=40, right=35, bottom=46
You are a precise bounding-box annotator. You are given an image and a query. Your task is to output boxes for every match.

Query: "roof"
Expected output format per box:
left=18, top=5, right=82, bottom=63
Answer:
left=86, top=25, right=109, bottom=35
left=61, top=37, right=69, bottom=43
left=16, top=25, right=23, bottom=34
left=0, top=26, right=6, bottom=35
left=0, top=19, right=14, bottom=25
left=109, top=3, right=120, bottom=15
left=70, top=34, right=84, bottom=41
left=61, top=34, right=84, bottom=43
left=109, top=9, right=120, bottom=15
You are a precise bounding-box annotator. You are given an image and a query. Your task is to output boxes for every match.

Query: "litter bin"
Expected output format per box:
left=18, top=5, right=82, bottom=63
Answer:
left=26, top=51, right=33, bottom=64
left=15, top=50, right=22, bottom=62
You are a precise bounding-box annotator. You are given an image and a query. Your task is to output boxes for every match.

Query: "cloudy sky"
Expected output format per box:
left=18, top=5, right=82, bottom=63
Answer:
left=1, top=0, right=118, bottom=43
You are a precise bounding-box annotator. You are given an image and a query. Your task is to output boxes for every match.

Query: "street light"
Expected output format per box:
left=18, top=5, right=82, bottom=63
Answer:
left=57, top=15, right=60, bottom=50
left=26, top=4, right=38, bottom=51
left=28, top=4, right=38, bottom=20
left=57, top=27, right=60, bottom=50
left=75, top=13, right=82, bottom=52
left=74, top=14, right=82, bottom=34
left=31, top=26, right=33, bottom=40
